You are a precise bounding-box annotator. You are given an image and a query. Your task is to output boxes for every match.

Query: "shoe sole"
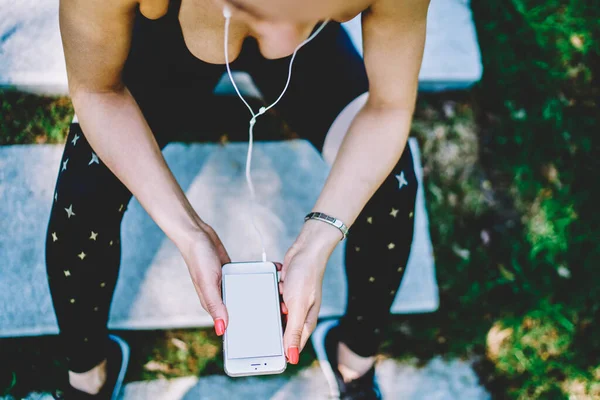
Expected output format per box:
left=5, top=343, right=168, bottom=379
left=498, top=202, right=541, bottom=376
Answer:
left=108, top=334, right=130, bottom=400
left=311, top=319, right=341, bottom=399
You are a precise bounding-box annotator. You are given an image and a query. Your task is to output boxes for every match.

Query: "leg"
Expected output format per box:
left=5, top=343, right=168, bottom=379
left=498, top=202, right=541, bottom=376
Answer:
left=322, top=95, right=418, bottom=359
left=337, top=145, right=417, bottom=356
left=46, top=6, right=227, bottom=391
left=249, top=21, right=417, bottom=361
left=45, top=121, right=138, bottom=378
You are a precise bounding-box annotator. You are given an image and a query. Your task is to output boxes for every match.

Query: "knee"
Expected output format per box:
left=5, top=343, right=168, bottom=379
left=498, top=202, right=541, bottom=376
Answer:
left=321, top=92, right=369, bottom=166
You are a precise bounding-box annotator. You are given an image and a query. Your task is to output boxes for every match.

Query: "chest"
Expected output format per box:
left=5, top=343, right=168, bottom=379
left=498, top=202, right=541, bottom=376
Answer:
left=143, top=0, right=368, bottom=64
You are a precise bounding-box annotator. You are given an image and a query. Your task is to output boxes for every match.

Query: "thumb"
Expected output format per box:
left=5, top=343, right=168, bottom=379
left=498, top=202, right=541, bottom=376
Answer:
left=201, top=281, right=229, bottom=336
left=202, top=224, right=231, bottom=265
left=283, top=302, right=307, bottom=365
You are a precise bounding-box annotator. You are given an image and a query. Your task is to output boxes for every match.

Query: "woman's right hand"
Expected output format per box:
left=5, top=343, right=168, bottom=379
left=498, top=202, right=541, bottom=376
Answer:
left=176, top=222, right=232, bottom=336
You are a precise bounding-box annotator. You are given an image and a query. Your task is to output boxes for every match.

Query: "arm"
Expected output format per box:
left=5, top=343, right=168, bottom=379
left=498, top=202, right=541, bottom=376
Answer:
left=60, top=0, right=231, bottom=331
left=300, top=0, right=430, bottom=249
left=61, top=0, right=206, bottom=246
left=280, top=0, right=430, bottom=359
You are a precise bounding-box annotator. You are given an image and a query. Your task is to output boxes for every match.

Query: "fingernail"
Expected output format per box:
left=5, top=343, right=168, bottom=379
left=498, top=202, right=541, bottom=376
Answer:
left=215, top=319, right=225, bottom=336
left=288, top=346, right=299, bottom=364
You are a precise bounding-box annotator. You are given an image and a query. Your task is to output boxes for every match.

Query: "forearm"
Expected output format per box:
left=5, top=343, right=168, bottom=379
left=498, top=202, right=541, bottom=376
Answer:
left=303, top=102, right=413, bottom=249
left=71, top=87, right=203, bottom=246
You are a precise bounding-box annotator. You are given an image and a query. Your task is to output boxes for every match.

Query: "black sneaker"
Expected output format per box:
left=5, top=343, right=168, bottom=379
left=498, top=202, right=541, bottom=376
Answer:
left=312, top=319, right=382, bottom=400
left=53, top=334, right=130, bottom=400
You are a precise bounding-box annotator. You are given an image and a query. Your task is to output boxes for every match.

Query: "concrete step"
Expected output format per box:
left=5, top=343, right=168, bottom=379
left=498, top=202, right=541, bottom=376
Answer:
left=0, top=0, right=481, bottom=95
left=0, top=139, right=437, bottom=337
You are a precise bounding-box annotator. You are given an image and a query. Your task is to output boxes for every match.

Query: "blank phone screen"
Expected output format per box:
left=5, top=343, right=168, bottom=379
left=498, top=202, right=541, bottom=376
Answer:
left=224, top=273, right=282, bottom=359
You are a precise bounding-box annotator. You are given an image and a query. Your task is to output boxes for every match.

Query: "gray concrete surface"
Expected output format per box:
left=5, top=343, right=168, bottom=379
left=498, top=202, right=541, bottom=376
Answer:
left=0, top=0, right=481, bottom=95
left=118, top=358, right=490, bottom=400
left=0, top=139, right=437, bottom=337
left=4, top=357, right=490, bottom=400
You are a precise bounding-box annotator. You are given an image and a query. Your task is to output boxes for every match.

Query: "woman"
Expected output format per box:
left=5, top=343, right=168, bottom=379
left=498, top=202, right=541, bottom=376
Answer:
left=47, top=0, right=428, bottom=398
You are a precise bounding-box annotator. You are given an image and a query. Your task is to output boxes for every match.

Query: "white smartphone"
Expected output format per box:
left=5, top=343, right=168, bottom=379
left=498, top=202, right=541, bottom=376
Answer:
left=221, top=261, right=287, bottom=377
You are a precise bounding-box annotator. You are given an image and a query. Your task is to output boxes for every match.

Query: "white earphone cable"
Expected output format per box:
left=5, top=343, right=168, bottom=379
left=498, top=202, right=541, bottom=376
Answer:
left=223, top=11, right=329, bottom=262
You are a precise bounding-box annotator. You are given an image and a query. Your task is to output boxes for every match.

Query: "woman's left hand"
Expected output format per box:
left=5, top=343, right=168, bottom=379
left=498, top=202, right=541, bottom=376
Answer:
left=279, top=219, right=342, bottom=364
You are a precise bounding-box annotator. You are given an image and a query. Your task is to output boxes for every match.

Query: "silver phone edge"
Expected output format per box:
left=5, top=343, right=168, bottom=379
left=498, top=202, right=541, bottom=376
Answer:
left=221, top=261, right=286, bottom=377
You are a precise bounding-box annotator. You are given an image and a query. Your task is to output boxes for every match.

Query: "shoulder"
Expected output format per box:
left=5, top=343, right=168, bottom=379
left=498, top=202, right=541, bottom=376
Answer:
left=360, top=0, right=430, bottom=107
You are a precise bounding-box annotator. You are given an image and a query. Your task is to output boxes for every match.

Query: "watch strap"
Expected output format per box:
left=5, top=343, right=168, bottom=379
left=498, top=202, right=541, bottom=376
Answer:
left=304, top=212, right=349, bottom=241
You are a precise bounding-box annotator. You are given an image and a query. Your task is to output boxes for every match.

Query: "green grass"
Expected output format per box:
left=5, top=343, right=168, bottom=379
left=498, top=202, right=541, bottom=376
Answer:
left=0, top=90, right=73, bottom=145
left=1, top=0, right=599, bottom=398
left=392, top=1, right=600, bottom=398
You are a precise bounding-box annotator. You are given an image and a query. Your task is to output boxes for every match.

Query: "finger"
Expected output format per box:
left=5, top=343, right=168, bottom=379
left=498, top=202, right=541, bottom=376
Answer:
left=279, top=281, right=283, bottom=295
left=281, top=252, right=294, bottom=282
left=283, top=303, right=308, bottom=365
left=213, top=236, right=231, bottom=265
left=281, top=311, right=288, bottom=331
left=216, top=242, right=231, bottom=265
left=300, top=301, right=320, bottom=352
left=281, top=302, right=288, bottom=315
left=274, top=262, right=283, bottom=271
left=201, top=281, right=229, bottom=336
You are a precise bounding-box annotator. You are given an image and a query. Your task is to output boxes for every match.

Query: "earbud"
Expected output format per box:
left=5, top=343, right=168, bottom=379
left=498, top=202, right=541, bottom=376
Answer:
left=222, top=5, right=232, bottom=19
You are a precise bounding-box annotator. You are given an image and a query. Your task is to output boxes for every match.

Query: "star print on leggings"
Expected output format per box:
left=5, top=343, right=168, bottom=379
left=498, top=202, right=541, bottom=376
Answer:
left=89, top=152, right=100, bottom=166
left=395, top=171, right=408, bottom=190
left=71, top=134, right=80, bottom=146
left=64, top=204, right=76, bottom=218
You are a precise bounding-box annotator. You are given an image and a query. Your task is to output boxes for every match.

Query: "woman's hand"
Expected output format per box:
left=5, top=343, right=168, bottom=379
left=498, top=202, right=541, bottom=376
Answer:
left=280, top=219, right=342, bottom=364
left=175, top=222, right=231, bottom=336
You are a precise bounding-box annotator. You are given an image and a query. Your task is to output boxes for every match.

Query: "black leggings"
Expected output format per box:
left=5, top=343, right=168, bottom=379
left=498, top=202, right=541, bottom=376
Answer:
left=45, top=0, right=417, bottom=373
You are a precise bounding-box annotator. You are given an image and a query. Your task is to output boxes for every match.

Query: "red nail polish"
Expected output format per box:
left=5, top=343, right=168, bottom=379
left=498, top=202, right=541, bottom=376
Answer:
left=288, top=346, right=299, bottom=364
left=215, top=319, right=225, bottom=336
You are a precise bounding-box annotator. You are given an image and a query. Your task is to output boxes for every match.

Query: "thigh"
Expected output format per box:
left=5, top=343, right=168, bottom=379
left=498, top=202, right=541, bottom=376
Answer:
left=247, top=21, right=369, bottom=153
left=50, top=122, right=133, bottom=224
